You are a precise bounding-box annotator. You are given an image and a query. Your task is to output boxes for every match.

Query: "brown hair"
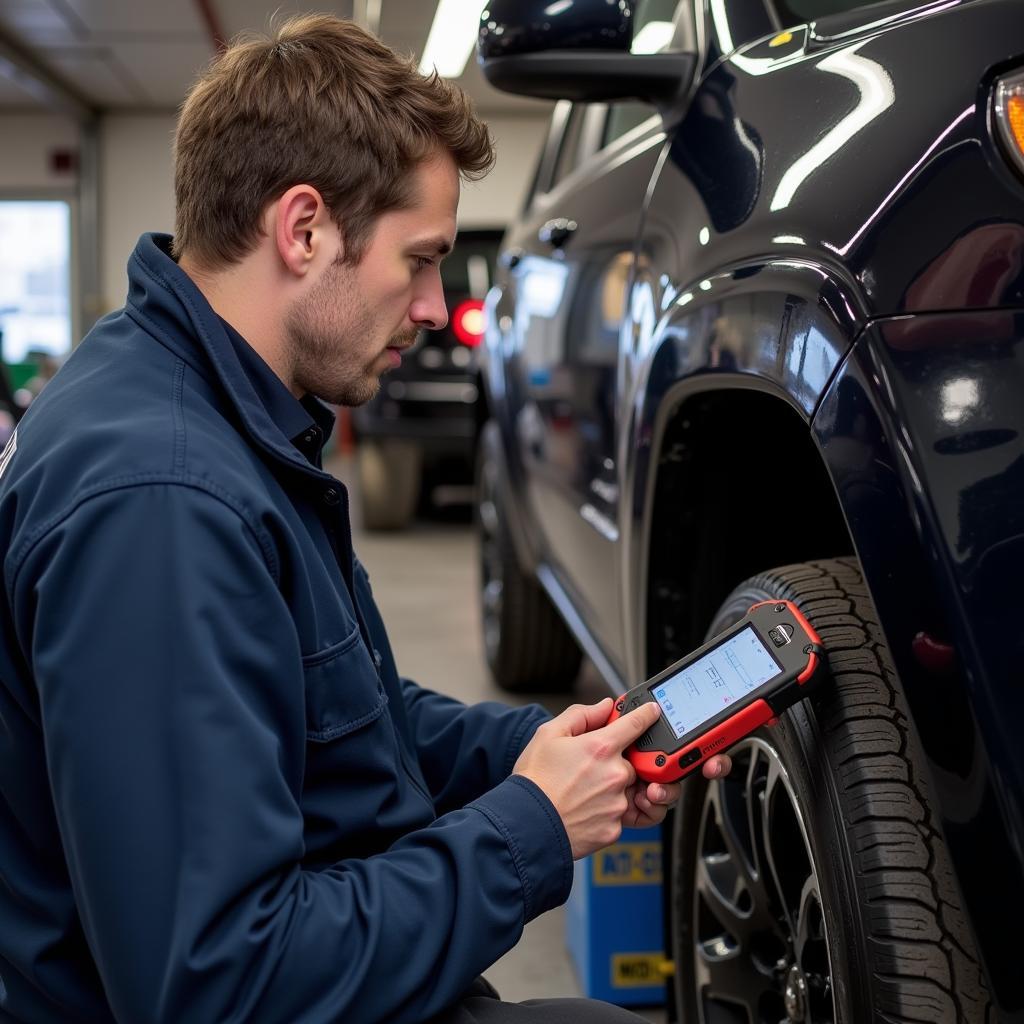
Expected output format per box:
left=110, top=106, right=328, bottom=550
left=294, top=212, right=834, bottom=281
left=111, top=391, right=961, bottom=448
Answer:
left=172, top=14, right=494, bottom=268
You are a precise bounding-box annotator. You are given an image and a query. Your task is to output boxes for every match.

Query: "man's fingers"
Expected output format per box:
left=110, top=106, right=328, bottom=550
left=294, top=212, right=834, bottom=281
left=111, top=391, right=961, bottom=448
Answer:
left=646, top=781, right=680, bottom=805
left=554, top=698, right=615, bottom=737
left=702, top=753, right=733, bottom=780
left=600, top=700, right=661, bottom=751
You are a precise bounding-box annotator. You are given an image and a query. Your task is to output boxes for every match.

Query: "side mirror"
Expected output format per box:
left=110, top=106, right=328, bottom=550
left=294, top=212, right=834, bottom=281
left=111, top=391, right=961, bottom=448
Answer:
left=478, top=0, right=697, bottom=108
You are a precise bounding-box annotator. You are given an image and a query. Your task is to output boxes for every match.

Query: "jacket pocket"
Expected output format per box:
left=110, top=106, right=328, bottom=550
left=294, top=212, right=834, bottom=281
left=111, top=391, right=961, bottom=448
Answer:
left=303, top=626, right=388, bottom=742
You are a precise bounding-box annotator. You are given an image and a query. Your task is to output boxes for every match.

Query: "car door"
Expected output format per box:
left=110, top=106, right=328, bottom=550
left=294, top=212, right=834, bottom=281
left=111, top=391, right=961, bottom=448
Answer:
left=506, top=100, right=667, bottom=676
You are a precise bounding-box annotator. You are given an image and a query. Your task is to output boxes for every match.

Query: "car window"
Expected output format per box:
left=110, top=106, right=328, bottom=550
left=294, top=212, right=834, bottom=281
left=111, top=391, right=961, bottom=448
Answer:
left=533, top=0, right=684, bottom=194
left=631, top=0, right=683, bottom=54
left=603, top=102, right=655, bottom=149
left=550, top=104, right=589, bottom=189
left=600, top=0, right=680, bottom=150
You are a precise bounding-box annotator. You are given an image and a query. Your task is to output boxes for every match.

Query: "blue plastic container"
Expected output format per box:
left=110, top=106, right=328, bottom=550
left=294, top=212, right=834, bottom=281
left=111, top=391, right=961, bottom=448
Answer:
left=564, top=825, right=667, bottom=1006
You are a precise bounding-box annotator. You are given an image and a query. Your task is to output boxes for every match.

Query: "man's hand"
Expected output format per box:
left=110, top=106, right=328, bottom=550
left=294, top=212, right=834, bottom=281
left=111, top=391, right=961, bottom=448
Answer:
left=513, top=698, right=732, bottom=859
left=620, top=749, right=731, bottom=830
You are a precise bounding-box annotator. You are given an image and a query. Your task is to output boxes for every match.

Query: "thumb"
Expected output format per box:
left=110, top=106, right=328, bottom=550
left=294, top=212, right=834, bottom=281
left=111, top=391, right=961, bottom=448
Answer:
left=551, top=698, right=615, bottom=737
left=599, top=700, right=661, bottom=751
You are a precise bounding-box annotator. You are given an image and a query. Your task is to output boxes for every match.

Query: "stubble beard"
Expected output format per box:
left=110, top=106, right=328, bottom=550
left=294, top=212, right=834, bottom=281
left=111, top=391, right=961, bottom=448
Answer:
left=285, top=257, right=412, bottom=408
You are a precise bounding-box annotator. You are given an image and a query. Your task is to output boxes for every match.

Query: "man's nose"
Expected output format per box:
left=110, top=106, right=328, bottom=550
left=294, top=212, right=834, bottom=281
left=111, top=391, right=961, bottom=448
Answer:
left=410, top=278, right=449, bottom=332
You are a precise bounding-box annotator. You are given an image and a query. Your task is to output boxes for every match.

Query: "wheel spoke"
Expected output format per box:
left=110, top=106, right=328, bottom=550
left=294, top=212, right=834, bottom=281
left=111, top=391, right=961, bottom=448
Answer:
left=795, top=877, right=834, bottom=1022
left=736, top=748, right=787, bottom=936
left=705, top=751, right=788, bottom=941
left=793, top=876, right=818, bottom=964
left=694, top=939, right=772, bottom=1022
left=760, top=758, right=806, bottom=939
left=696, top=781, right=762, bottom=943
left=710, top=776, right=758, bottom=895
left=695, top=854, right=754, bottom=945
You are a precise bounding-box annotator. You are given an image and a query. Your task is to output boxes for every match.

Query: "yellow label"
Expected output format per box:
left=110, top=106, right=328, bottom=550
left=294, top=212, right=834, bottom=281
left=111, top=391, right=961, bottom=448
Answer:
left=611, top=952, right=666, bottom=988
left=592, top=842, right=661, bottom=885
left=769, top=30, right=794, bottom=47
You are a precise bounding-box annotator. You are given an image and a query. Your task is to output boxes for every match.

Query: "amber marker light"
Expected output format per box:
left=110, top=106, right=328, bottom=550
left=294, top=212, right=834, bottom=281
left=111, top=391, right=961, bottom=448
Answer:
left=993, top=70, right=1024, bottom=178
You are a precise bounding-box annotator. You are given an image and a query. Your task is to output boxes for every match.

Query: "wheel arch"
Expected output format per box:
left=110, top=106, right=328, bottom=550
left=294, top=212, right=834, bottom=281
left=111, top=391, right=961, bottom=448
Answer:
left=641, top=383, right=853, bottom=677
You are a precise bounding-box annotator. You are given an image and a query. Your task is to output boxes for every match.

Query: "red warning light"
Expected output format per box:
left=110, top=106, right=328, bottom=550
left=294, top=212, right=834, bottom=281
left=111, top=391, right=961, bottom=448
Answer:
left=452, top=299, right=485, bottom=346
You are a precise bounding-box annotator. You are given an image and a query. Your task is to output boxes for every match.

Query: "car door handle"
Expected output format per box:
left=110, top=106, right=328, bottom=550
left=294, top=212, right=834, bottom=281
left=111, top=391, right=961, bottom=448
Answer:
left=538, top=218, right=578, bottom=250
left=501, top=247, right=524, bottom=269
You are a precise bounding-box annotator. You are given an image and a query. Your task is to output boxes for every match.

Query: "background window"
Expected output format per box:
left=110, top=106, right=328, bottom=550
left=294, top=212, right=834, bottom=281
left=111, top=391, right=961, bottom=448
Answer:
left=0, top=201, right=72, bottom=366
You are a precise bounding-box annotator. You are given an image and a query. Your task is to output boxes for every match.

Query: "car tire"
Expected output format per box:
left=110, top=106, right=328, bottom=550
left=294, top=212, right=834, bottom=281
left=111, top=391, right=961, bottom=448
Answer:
left=476, top=421, right=581, bottom=693
left=356, top=438, right=421, bottom=531
left=671, top=558, right=991, bottom=1023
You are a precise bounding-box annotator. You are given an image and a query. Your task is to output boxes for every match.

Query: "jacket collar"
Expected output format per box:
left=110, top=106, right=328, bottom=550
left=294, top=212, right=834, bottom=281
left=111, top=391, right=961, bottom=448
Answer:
left=125, top=232, right=328, bottom=480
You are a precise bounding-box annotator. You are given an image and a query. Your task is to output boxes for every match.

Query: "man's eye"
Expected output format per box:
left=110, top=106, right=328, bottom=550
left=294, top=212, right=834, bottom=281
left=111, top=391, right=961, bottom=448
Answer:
left=414, top=256, right=435, bottom=270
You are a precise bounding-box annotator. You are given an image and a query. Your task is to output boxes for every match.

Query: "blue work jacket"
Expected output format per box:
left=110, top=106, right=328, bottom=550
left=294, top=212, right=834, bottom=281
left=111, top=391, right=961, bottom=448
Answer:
left=0, top=234, right=571, bottom=1023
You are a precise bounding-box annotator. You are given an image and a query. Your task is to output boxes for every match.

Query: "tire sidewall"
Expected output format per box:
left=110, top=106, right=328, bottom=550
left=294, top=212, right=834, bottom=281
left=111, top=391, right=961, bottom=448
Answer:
left=672, top=583, right=871, bottom=1024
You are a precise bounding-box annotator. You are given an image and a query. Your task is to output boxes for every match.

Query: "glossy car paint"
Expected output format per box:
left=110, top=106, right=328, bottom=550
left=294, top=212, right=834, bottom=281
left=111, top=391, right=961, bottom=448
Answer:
left=482, top=0, right=1024, bottom=1015
left=478, top=0, right=633, bottom=60
left=816, top=311, right=1024, bottom=1009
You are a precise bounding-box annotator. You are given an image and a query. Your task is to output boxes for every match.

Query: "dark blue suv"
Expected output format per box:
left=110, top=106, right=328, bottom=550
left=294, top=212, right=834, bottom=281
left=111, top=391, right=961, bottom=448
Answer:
left=474, top=0, right=1024, bottom=1020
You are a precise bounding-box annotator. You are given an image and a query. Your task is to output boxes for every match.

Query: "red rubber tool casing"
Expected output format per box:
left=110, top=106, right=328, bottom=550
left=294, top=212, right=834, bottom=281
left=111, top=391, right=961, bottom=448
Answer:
left=607, top=600, right=824, bottom=784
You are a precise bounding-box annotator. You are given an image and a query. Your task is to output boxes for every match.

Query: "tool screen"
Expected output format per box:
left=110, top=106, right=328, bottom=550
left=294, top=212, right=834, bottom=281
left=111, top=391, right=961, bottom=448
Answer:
left=650, top=626, right=782, bottom=740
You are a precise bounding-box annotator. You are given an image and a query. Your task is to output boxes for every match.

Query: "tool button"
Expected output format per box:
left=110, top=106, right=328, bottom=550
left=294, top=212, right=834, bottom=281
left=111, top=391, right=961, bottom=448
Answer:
left=678, top=748, right=702, bottom=769
left=655, top=755, right=667, bottom=767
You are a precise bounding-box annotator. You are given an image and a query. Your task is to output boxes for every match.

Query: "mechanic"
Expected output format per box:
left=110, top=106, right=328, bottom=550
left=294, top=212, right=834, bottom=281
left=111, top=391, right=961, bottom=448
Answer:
left=0, top=16, right=732, bottom=1024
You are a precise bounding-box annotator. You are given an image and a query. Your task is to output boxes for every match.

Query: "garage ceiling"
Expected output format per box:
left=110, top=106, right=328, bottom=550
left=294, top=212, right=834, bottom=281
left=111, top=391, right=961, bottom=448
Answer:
left=0, top=0, right=547, bottom=116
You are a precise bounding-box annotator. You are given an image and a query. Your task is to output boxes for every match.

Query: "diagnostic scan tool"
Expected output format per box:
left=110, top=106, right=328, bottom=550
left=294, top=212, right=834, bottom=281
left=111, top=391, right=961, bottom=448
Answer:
left=608, top=601, right=824, bottom=783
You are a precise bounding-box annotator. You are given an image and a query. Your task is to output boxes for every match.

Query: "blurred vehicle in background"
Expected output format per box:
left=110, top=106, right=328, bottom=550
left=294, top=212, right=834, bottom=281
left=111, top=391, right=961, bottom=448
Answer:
left=351, top=227, right=502, bottom=530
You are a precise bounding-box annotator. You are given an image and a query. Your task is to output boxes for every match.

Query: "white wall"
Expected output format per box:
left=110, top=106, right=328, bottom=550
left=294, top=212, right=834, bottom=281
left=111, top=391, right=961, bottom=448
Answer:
left=459, top=116, right=547, bottom=228
left=1, top=110, right=550, bottom=316
left=0, top=114, right=80, bottom=192
left=99, top=115, right=177, bottom=312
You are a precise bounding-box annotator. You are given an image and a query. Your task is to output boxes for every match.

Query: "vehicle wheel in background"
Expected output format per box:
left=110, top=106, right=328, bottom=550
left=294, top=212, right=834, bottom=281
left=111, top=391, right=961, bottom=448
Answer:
left=671, top=558, right=991, bottom=1024
left=356, top=438, right=422, bottom=531
left=476, top=421, right=581, bottom=693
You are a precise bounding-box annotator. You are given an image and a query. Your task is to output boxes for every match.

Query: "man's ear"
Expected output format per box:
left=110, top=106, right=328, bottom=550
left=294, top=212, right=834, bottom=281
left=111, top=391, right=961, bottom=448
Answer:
left=272, top=184, right=338, bottom=277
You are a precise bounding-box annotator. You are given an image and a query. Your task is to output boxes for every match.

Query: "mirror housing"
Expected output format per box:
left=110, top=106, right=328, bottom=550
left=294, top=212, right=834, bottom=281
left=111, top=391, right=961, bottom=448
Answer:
left=478, top=0, right=696, bottom=108
left=478, top=0, right=633, bottom=60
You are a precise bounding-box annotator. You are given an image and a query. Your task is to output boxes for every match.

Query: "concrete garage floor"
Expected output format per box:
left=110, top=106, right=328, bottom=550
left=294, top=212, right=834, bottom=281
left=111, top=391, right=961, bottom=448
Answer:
left=337, top=455, right=669, bottom=1023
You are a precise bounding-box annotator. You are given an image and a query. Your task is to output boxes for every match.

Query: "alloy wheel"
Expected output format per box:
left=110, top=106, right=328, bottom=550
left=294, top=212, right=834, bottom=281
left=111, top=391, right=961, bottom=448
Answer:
left=692, top=737, right=835, bottom=1024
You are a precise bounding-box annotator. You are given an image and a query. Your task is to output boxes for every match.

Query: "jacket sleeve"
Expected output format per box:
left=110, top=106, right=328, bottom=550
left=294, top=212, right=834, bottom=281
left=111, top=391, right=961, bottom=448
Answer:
left=11, top=481, right=572, bottom=1024
left=399, top=679, right=551, bottom=814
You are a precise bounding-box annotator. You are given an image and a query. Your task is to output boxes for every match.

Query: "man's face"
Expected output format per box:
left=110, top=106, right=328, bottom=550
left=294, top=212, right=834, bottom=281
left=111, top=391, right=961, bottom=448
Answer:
left=285, top=152, right=458, bottom=406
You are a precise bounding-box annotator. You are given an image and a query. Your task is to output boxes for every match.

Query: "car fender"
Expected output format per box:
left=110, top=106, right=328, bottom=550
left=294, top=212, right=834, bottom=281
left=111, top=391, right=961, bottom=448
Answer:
left=479, top=286, right=540, bottom=574
left=619, top=254, right=865, bottom=674
left=814, top=312, right=1024, bottom=1009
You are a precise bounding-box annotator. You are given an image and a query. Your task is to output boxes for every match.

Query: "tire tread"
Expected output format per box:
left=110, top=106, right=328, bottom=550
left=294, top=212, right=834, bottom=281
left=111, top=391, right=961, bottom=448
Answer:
left=747, top=558, right=992, bottom=1024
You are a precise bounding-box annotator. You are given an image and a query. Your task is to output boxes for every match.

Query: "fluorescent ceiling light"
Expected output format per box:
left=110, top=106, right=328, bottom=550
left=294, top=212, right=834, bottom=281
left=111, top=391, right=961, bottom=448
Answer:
left=419, top=0, right=488, bottom=78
